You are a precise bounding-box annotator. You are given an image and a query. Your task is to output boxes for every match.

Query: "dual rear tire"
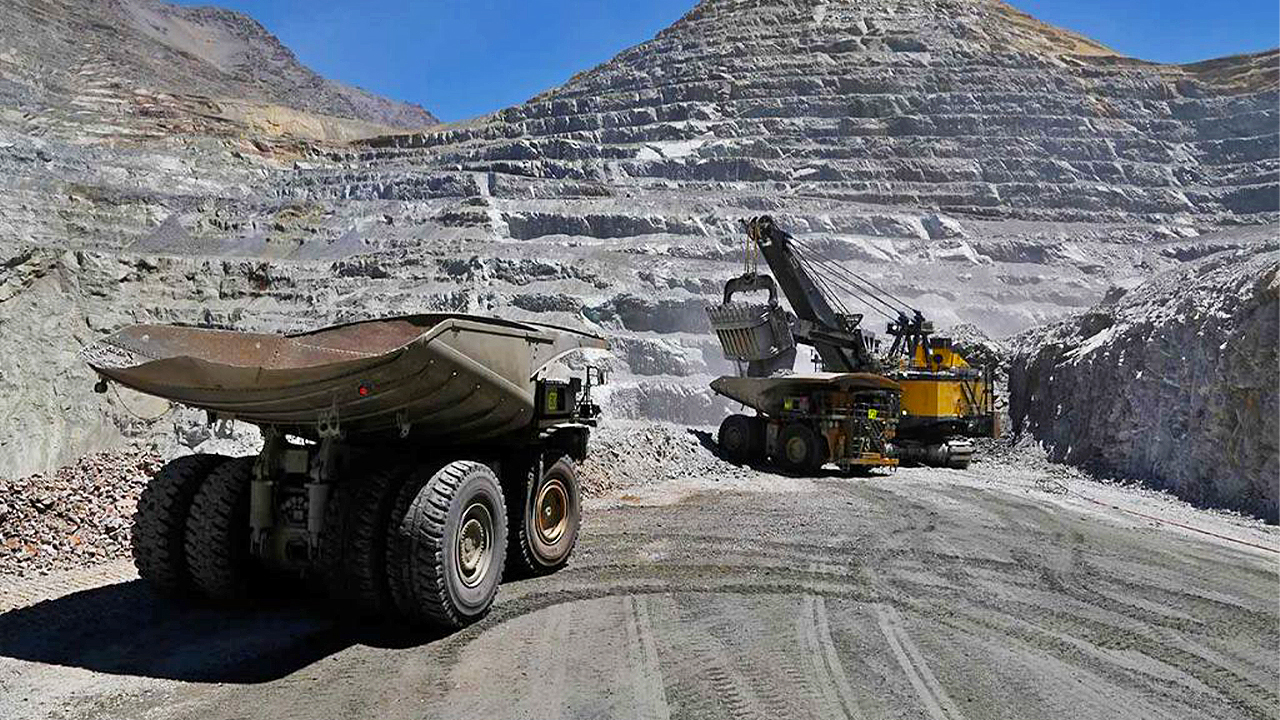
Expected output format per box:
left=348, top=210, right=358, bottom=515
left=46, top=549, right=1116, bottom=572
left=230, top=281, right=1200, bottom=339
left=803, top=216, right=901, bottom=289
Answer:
left=132, top=454, right=262, bottom=602
left=718, top=414, right=763, bottom=464
left=132, top=451, right=580, bottom=628
left=716, top=415, right=829, bottom=473
left=131, top=454, right=228, bottom=596
left=185, top=457, right=259, bottom=602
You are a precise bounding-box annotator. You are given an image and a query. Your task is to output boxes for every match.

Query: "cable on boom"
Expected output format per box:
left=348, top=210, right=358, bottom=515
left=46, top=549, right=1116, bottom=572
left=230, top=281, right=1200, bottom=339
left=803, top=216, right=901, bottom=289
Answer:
left=789, top=237, right=917, bottom=315
left=790, top=243, right=897, bottom=321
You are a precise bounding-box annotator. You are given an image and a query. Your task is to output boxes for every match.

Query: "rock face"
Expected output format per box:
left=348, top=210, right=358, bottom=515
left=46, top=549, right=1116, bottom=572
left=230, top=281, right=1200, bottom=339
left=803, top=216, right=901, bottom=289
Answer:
left=1009, top=235, right=1279, bottom=521
left=0, top=0, right=1277, bottom=485
left=395, top=0, right=1276, bottom=223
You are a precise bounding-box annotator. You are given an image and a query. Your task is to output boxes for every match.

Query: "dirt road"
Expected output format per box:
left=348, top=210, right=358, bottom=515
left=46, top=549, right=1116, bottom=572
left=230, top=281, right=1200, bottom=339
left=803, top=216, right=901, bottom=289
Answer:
left=1, top=457, right=1276, bottom=720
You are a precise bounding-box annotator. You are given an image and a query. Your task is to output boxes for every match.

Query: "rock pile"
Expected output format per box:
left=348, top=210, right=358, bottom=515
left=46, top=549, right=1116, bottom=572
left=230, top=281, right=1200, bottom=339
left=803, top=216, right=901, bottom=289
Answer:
left=579, top=421, right=759, bottom=496
left=1009, top=237, right=1279, bottom=521
left=0, top=448, right=163, bottom=577
left=0, top=423, right=745, bottom=578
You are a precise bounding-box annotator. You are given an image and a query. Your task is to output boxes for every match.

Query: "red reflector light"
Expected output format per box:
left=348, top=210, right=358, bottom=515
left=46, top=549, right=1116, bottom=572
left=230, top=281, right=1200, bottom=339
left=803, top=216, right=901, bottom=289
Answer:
left=358, top=384, right=371, bottom=397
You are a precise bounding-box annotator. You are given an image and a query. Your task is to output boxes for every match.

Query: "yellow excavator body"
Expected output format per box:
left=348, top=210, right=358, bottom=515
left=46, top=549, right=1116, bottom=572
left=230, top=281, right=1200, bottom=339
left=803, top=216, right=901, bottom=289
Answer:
left=889, top=340, right=999, bottom=461
left=898, top=377, right=979, bottom=422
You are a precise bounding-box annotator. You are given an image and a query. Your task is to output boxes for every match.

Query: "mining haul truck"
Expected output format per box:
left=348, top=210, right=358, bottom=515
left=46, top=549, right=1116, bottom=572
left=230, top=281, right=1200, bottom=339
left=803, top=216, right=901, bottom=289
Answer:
left=706, top=216, right=997, bottom=472
left=82, top=314, right=606, bottom=627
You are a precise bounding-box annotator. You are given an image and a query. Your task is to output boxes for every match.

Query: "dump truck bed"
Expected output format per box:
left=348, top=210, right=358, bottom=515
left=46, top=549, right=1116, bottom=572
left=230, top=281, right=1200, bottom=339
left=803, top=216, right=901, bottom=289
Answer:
left=711, top=373, right=902, bottom=416
left=82, top=314, right=606, bottom=443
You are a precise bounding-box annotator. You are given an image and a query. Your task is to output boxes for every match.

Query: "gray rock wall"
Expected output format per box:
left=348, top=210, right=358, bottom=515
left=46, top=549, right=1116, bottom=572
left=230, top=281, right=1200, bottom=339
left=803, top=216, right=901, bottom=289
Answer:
left=373, top=0, right=1278, bottom=225
left=1009, top=242, right=1280, bottom=521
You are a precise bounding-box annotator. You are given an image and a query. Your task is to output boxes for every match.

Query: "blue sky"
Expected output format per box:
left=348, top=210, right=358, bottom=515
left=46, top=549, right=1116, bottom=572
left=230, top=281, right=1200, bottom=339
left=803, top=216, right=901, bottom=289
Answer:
left=182, top=0, right=1280, bottom=121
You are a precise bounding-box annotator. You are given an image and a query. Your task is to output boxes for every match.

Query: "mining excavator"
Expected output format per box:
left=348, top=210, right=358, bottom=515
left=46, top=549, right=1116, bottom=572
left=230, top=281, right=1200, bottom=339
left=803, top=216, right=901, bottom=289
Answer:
left=706, top=216, right=997, bottom=472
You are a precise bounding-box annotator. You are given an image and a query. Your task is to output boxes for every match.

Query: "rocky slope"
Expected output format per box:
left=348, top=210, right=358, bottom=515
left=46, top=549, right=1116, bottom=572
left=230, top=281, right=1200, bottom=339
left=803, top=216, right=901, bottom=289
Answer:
left=0, top=0, right=437, bottom=138
left=388, top=0, right=1276, bottom=223
left=1, top=0, right=1277, bottom=488
left=1009, top=233, right=1279, bottom=521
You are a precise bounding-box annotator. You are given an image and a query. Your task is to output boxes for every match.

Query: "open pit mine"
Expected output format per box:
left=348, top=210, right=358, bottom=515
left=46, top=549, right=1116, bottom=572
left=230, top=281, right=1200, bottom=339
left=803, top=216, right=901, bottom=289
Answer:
left=0, top=1, right=1276, bottom=719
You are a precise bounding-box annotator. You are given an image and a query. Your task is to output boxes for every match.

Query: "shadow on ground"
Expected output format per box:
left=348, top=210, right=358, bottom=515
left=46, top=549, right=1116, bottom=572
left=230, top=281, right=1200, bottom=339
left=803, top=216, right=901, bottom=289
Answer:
left=0, top=581, right=449, bottom=683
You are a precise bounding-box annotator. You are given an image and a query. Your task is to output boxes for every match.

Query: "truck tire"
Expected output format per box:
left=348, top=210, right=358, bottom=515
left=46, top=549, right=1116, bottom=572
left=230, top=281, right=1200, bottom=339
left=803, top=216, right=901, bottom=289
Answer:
left=717, top=414, right=758, bottom=464
left=185, top=456, right=257, bottom=602
left=508, top=455, right=580, bottom=577
left=777, top=423, right=827, bottom=474
left=132, top=454, right=228, bottom=596
left=320, top=464, right=405, bottom=615
left=385, top=467, right=431, bottom=618
left=389, top=460, right=506, bottom=627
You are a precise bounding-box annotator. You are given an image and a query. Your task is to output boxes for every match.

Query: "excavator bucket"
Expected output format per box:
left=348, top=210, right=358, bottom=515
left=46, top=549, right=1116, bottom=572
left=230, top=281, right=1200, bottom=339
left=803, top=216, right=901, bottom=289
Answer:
left=706, top=302, right=795, bottom=363
left=706, top=272, right=797, bottom=376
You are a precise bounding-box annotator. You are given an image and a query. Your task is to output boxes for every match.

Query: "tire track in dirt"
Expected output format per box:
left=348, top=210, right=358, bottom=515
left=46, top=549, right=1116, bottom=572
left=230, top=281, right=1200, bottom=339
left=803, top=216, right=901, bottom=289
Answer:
left=1019, top=553, right=1280, bottom=718
left=661, top=595, right=773, bottom=720
left=876, top=542, right=1276, bottom=720
left=621, top=595, right=670, bottom=720
left=798, top=594, right=865, bottom=720
left=875, top=604, right=967, bottom=720
left=952, top=590, right=1280, bottom=720
left=695, top=596, right=816, bottom=719
left=521, top=602, right=573, bottom=719
left=2, top=480, right=1274, bottom=720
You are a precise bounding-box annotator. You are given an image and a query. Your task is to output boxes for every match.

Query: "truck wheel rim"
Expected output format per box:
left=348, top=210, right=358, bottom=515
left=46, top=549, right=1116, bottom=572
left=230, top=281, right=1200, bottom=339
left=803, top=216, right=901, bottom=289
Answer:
left=785, top=436, right=808, bottom=465
left=456, top=502, right=493, bottom=588
left=723, top=426, right=744, bottom=452
left=535, top=478, right=568, bottom=544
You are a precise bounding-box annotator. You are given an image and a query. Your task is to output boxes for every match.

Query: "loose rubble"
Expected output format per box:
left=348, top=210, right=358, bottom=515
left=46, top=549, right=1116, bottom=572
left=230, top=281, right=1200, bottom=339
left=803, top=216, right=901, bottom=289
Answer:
left=578, top=421, right=758, bottom=496
left=0, top=424, right=747, bottom=578
left=0, top=448, right=163, bottom=578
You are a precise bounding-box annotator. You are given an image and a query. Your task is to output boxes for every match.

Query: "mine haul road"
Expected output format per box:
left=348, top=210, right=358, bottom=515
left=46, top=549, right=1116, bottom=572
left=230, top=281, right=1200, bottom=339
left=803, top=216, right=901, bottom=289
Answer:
left=0, top=461, right=1276, bottom=720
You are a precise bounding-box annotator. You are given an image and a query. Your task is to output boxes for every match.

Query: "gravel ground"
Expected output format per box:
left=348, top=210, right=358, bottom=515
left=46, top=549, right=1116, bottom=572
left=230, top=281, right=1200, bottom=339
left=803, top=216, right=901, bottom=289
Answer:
left=0, top=422, right=1275, bottom=720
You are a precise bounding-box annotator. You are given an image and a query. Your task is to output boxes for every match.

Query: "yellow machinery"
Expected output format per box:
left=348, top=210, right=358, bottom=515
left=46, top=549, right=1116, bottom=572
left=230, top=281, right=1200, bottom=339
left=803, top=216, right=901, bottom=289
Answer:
left=885, top=327, right=998, bottom=468
left=707, top=216, right=997, bottom=471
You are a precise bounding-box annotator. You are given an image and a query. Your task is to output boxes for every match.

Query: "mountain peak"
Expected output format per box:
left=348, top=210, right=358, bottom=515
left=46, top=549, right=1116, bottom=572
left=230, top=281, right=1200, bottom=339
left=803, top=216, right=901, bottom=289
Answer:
left=0, top=0, right=438, bottom=138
